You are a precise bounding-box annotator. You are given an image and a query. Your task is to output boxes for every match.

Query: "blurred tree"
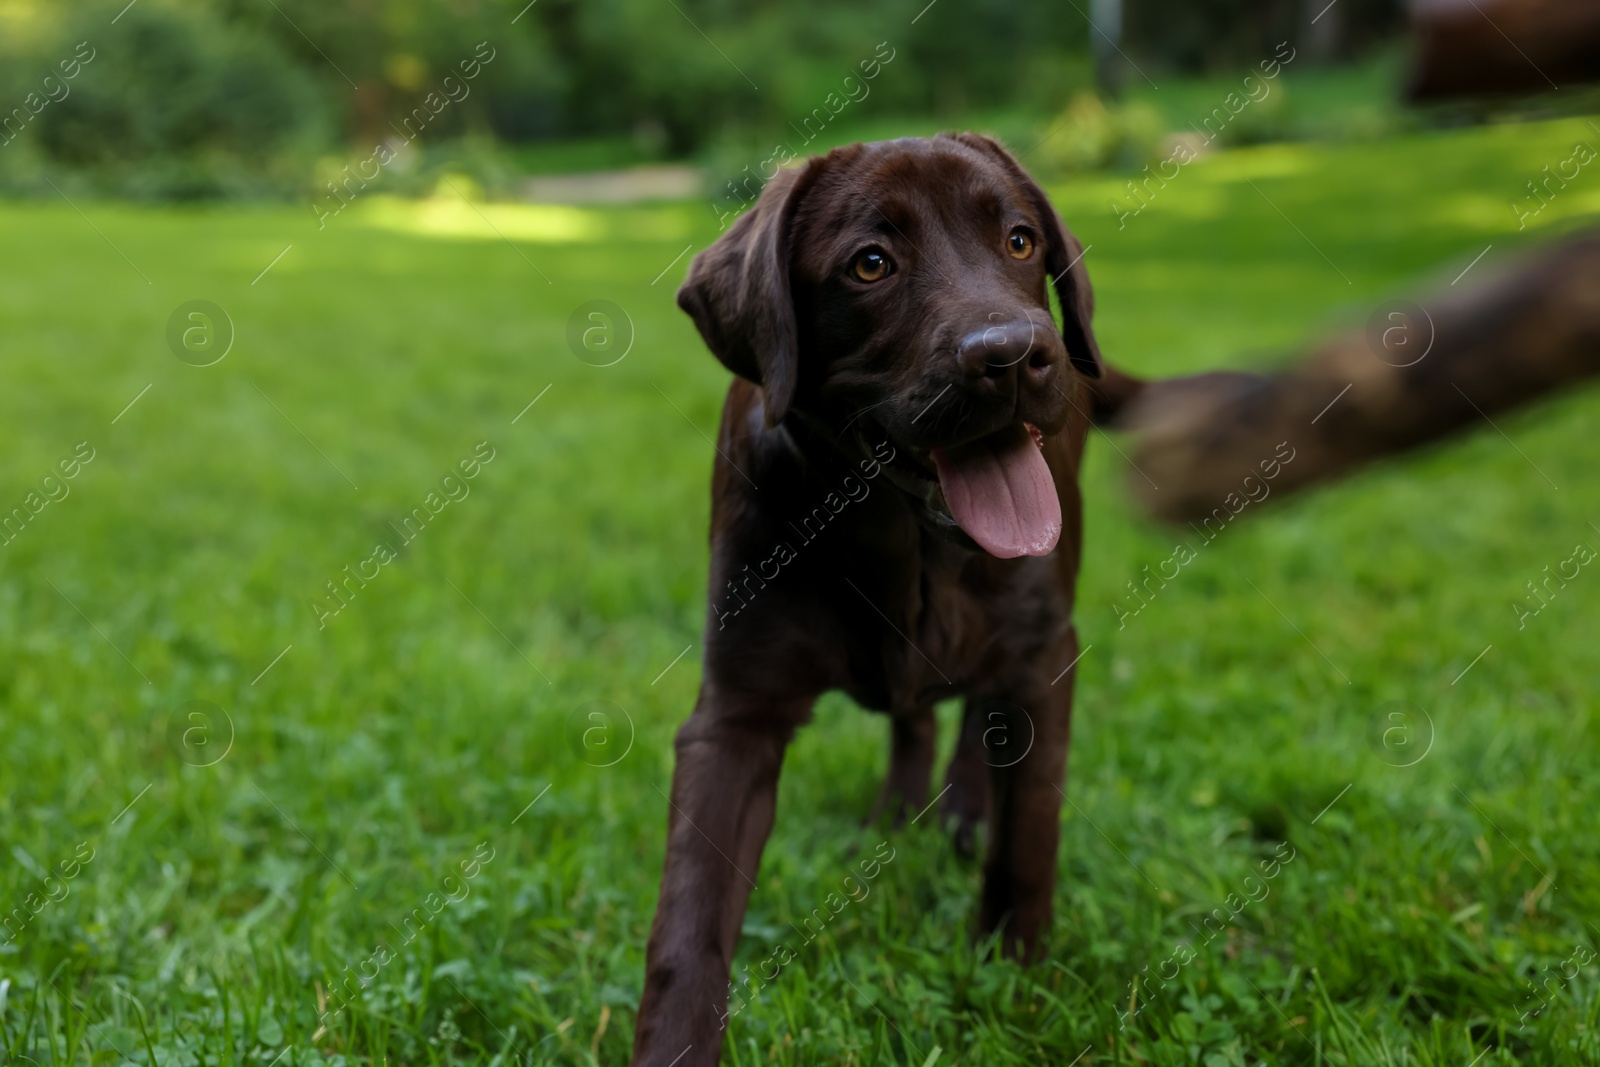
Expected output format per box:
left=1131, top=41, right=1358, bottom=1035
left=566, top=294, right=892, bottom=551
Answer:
left=1091, top=0, right=1125, bottom=97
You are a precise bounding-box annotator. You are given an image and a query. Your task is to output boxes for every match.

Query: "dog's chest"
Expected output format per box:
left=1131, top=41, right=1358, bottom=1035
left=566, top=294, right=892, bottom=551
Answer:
left=848, top=537, right=1074, bottom=709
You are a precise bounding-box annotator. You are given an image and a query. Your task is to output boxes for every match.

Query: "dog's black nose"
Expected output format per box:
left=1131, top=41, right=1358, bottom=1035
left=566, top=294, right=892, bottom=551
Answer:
left=956, top=318, right=1058, bottom=392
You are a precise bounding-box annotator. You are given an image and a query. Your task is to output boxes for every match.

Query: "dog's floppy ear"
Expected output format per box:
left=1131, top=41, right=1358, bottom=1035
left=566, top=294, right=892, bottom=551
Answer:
left=948, top=132, right=1104, bottom=379
left=677, top=160, right=825, bottom=427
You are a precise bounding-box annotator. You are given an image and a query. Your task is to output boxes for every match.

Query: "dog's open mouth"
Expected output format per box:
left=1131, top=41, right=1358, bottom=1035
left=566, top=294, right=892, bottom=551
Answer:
left=930, top=423, right=1060, bottom=558
left=866, top=419, right=1061, bottom=559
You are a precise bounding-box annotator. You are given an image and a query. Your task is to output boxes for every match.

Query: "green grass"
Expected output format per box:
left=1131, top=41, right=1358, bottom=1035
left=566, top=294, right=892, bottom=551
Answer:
left=2, top=114, right=1600, bottom=1066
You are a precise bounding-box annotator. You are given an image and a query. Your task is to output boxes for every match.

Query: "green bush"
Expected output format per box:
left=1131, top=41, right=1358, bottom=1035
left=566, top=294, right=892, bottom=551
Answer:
left=1, top=1, right=328, bottom=198
left=1032, top=93, right=1167, bottom=175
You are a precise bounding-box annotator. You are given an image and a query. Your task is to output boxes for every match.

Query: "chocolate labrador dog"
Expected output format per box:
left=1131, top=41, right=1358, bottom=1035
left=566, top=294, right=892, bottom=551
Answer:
left=629, top=131, right=1139, bottom=1066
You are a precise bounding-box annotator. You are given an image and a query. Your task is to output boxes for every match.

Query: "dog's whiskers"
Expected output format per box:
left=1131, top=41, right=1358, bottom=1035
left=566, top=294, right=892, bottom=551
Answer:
left=841, top=396, right=898, bottom=434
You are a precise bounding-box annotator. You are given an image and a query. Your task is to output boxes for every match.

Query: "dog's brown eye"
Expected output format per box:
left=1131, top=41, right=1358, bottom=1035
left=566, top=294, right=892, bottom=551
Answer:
left=1008, top=230, right=1035, bottom=260
left=851, top=249, right=893, bottom=282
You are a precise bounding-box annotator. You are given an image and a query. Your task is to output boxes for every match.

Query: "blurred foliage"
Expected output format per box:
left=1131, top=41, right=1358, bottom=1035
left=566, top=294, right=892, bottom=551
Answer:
left=18, top=4, right=326, bottom=199
left=1033, top=93, right=1169, bottom=175
left=1125, top=0, right=1405, bottom=72
left=1024, top=50, right=1492, bottom=182
left=0, top=0, right=1416, bottom=199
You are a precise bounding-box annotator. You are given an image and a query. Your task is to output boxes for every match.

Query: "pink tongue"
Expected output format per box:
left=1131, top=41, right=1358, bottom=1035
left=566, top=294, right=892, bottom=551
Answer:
left=932, top=425, right=1061, bottom=558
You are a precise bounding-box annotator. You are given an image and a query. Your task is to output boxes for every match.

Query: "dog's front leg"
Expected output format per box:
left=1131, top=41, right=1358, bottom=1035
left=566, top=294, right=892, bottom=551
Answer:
left=978, top=629, right=1079, bottom=960
left=630, top=690, right=803, bottom=1067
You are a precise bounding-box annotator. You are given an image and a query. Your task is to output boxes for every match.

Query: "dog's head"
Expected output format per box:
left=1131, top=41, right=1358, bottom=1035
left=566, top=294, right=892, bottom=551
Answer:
left=678, top=133, right=1102, bottom=559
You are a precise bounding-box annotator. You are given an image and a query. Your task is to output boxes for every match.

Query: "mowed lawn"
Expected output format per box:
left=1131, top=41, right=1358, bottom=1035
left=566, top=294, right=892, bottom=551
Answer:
left=2, top=115, right=1599, bottom=1067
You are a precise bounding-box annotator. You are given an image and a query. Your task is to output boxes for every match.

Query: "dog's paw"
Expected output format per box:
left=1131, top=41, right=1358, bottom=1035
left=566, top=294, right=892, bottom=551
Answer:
left=940, top=767, right=989, bottom=857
